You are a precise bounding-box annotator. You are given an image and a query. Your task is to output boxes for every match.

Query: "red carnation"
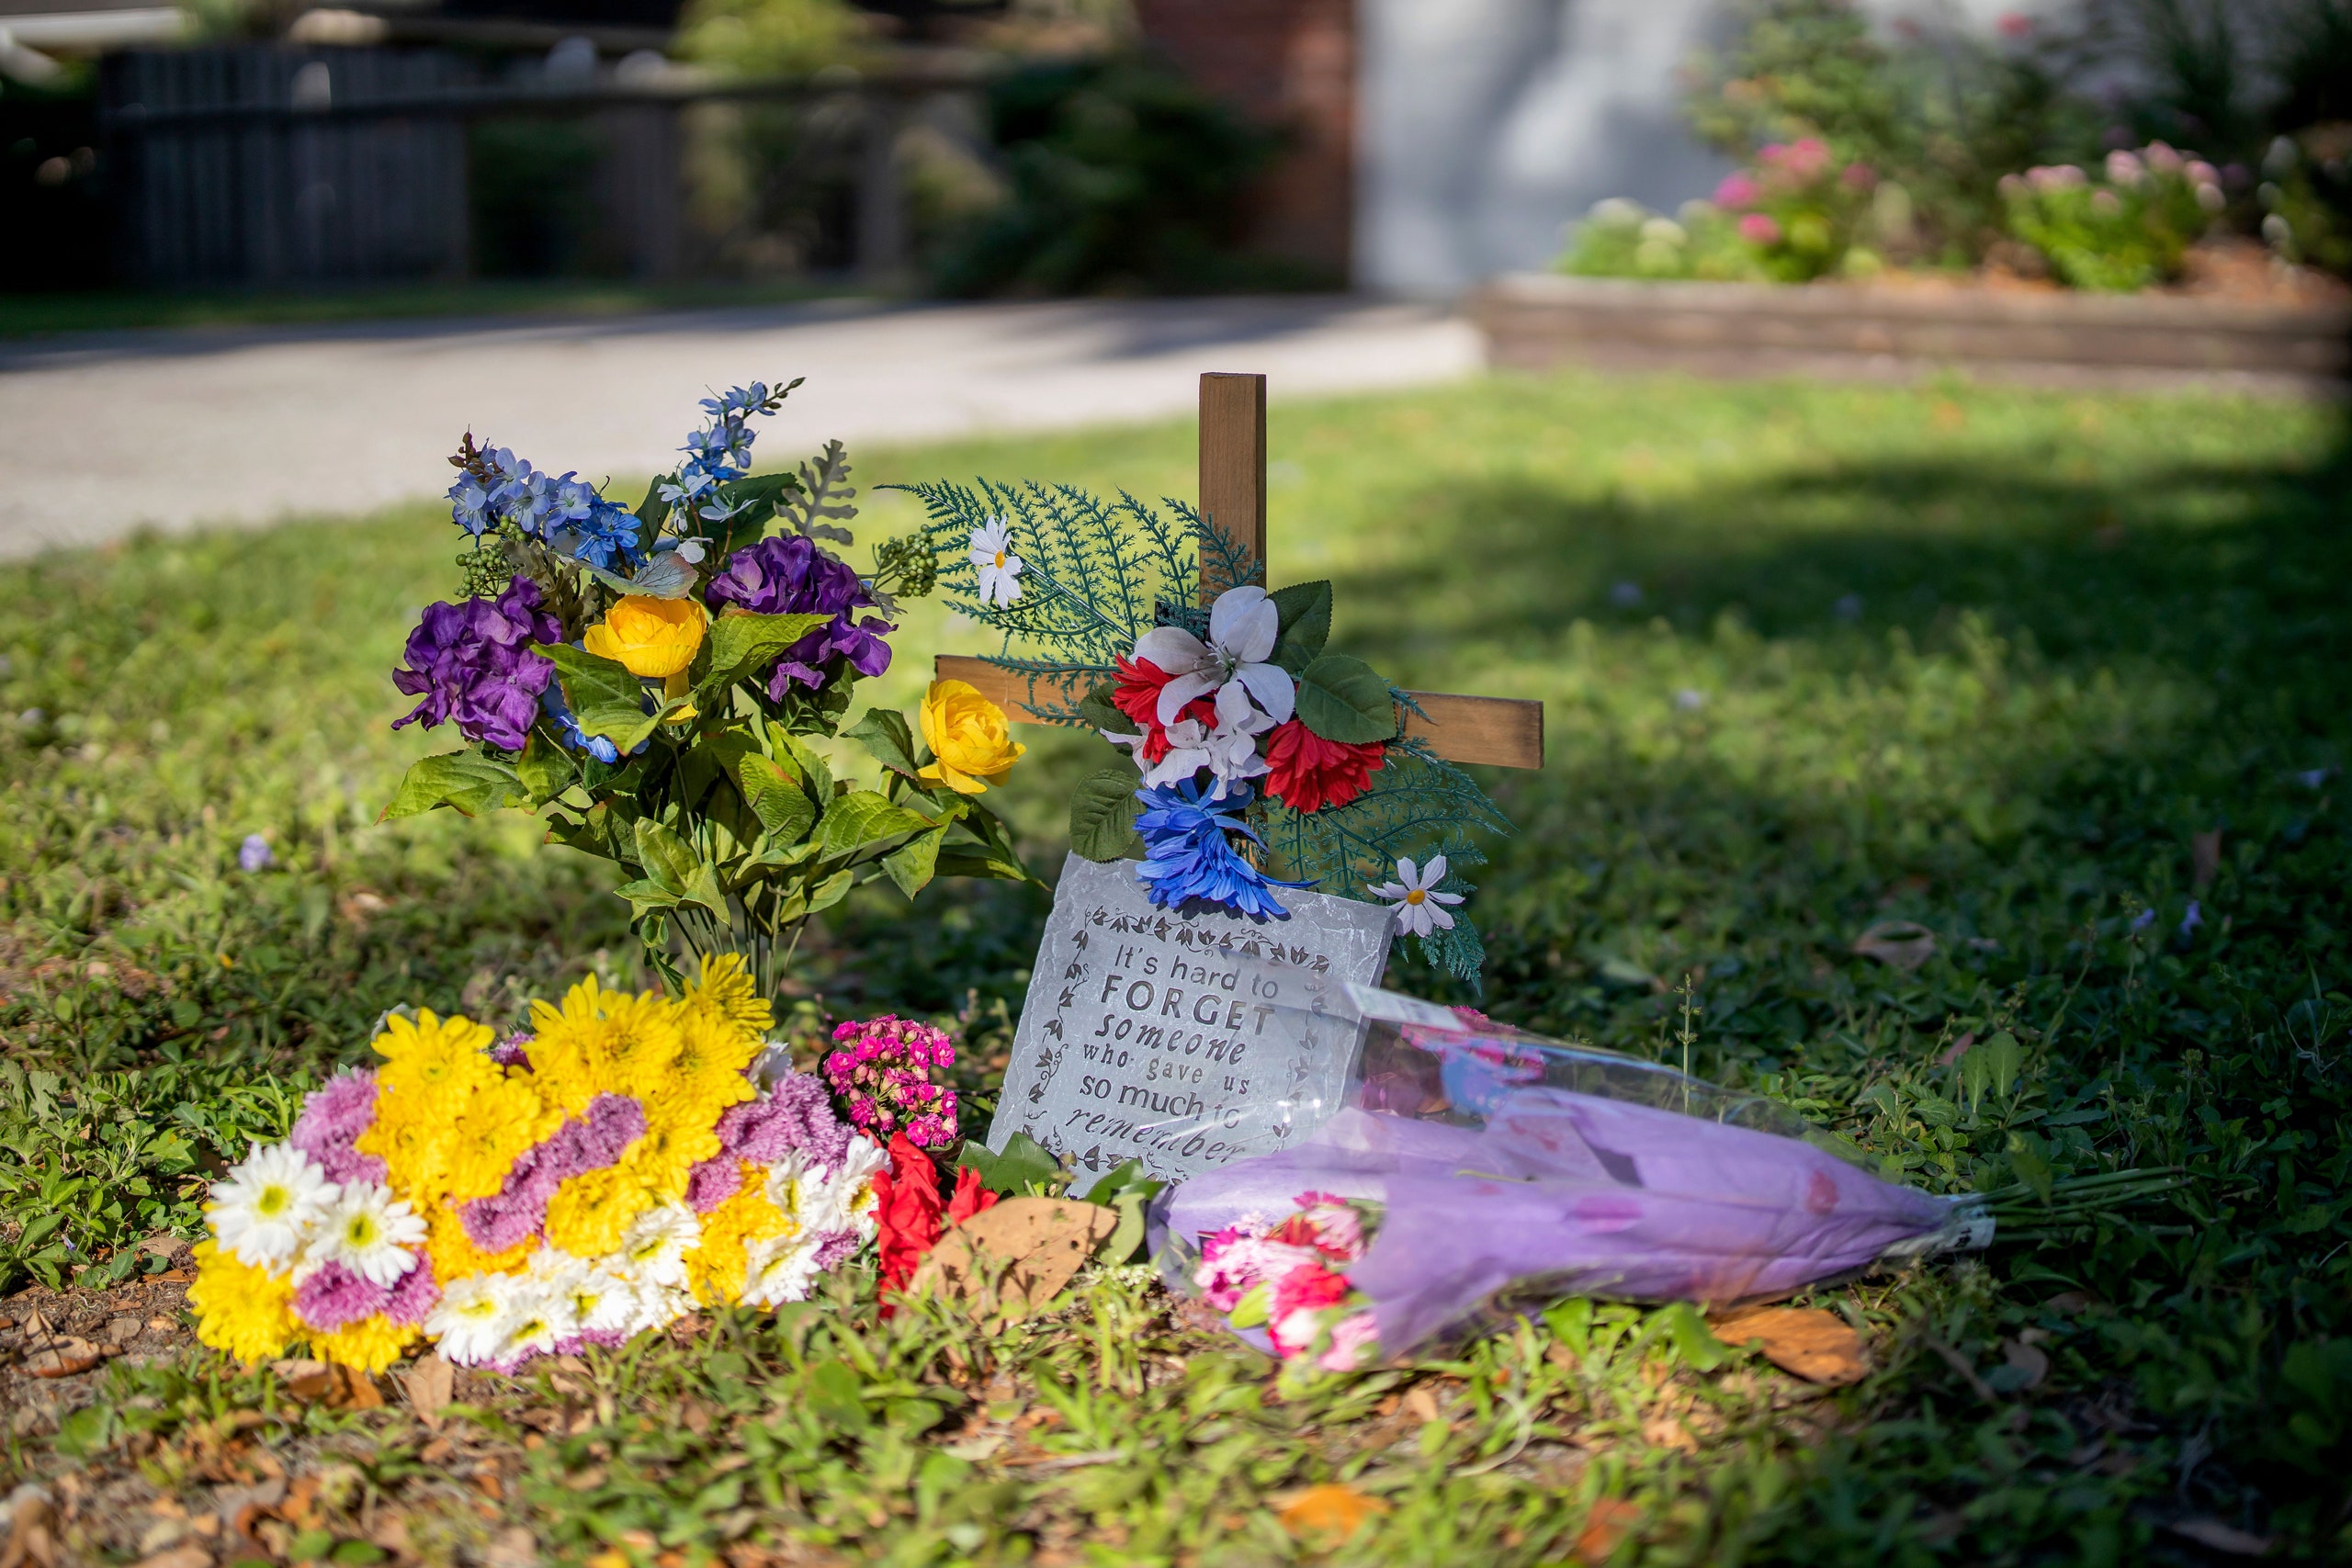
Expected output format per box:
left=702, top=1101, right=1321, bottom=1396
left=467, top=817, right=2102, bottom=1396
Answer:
left=872, top=1133, right=946, bottom=1306
left=1262, top=720, right=1385, bottom=813
left=946, top=1164, right=1000, bottom=1226
left=1271, top=1261, right=1351, bottom=1319
left=1112, top=655, right=1215, bottom=764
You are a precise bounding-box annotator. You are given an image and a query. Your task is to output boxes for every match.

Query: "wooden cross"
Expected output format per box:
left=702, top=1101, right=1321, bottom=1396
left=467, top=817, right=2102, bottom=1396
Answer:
left=935, top=372, right=1545, bottom=770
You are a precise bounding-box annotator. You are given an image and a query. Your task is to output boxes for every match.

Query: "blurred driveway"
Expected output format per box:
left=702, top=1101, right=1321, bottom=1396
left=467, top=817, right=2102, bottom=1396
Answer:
left=0, top=297, right=1481, bottom=559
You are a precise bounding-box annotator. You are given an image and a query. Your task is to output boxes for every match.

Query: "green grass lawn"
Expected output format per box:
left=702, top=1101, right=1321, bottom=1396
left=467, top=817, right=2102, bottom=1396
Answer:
left=2, top=367, right=2348, bottom=1564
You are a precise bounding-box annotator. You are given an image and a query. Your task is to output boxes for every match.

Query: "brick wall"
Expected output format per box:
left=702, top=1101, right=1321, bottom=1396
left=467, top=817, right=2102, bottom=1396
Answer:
left=1133, top=0, right=1354, bottom=282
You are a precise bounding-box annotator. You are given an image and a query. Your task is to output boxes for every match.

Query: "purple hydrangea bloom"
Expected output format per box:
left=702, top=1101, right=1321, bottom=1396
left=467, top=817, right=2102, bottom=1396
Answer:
left=684, top=1154, right=742, bottom=1213
left=290, top=1070, right=387, bottom=1187
left=704, top=536, right=894, bottom=697
left=293, top=1259, right=390, bottom=1333
left=390, top=576, right=562, bottom=753
left=461, top=1092, right=646, bottom=1252
left=715, top=1071, right=851, bottom=1174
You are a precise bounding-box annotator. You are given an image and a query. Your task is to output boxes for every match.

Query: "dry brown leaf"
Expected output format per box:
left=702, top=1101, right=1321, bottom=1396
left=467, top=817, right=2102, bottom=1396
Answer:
left=1275, top=1483, right=1387, bottom=1540
left=2000, top=1337, right=2050, bottom=1391
left=2191, top=829, right=2223, bottom=893
left=403, top=1354, right=454, bottom=1423
left=131, top=1545, right=211, bottom=1568
left=910, top=1198, right=1119, bottom=1315
left=1712, top=1307, right=1870, bottom=1385
left=338, top=1366, right=385, bottom=1409
left=1572, top=1498, right=1642, bottom=1566
left=1401, top=1386, right=1442, bottom=1426
left=1853, top=920, right=1937, bottom=972
left=2167, top=1517, right=2272, bottom=1557
left=23, top=1340, right=105, bottom=1379
left=0, top=1491, right=57, bottom=1568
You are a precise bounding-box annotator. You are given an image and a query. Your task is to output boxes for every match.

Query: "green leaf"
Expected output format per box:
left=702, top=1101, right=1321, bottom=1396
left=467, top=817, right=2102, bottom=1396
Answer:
left=1295, top=653, right=1397, bottom=744
left=1269, top=579, right=1333, bottom=674
left=771, top=725, right=832, bottom=802
left=1069, top=767, right=1144, bottom=862
left=699, top=612, right=835, bottom=699
left=958, top=1132, right=1064, bottom=1197
left=1983, top=1030, right=2022, bottom=1100
left=803, top=867, right=855, bottom=919
left=547, top=644, right=661, bottom=750
left=883, top=825, right=950, bottom=899
left=817, top=790, right=933, bottom=860
left=735, top=754, right=817, bottom=845
left=633, top=818, right=698, bottom=897
left=2007, top=1129, right=2056, bottom=1203
left=1079, top=681, right=1137, bottom=736
left=515, top=730, right=575, bottom=805
left=1228, top=1281, right=1271, bottom=1329
left=381, top=751, right=529, bottom=820
left=1662, top=1302, right=1730, bottom=1371
left=1097, top=1192, right=1150, bottom=1265
left=1080, top=1159, right=1165, bottom=1207
left=612, top=878, right=681, bottom=918
left=844, top=707, right=922, bottom=778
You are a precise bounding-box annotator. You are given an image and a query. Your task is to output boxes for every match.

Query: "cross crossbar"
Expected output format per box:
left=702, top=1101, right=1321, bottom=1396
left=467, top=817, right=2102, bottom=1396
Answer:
left=934, top=372, right=1545, bottom=771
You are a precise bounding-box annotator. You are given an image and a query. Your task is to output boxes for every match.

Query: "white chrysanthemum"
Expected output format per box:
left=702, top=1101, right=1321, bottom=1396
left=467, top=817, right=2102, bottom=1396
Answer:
left=425, top=1272, right=520, bottom=1367
left=549, top=1253, right=639, bottom=1337
left=741, top=1231, right=823, bottom=1308
left=616, top=1202, right=700, bottom=1290
left=623, top=1279, right=695, bottom=1338
left=800, top=1134, right=889, bottom=1236
left=307, top=1181, right=427, bottom=1287
left=209, top=1142, right=337, bottom=1272
left=496, top=1271, right=576, bottom=1364
left=968, top=517, right=1023, bottom=607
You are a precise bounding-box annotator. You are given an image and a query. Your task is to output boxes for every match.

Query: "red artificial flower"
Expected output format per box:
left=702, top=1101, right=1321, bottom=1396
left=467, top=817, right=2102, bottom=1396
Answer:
left=872, top=1132, right=945, bottom=1307
left=1271, top=1261, right=1351, bottom=1320
left=1261, top=720, right=1385, bottom=813
left=1112, top=655, right=1215, bottom=764
left=946, top=1164, right=1000, bottom=1227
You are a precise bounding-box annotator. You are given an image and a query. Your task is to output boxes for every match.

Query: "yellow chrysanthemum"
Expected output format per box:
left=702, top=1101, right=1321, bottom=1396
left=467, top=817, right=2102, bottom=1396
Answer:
left=684, top=1171, right=797, bottom=1306
left=526, top=978, right=683, bottom=1110
left=373, top=1010, right=498, bottom=1103
left=442, top=1076, right=559, bottom=1201
left=356, top=1105, right=454, bottom=1206
left=187, top=1239, right=300, bottom=1365
left=664, top=1013, right=762, bottom=1102
left=619, top=1109, right=717, bottom=1197
left=543, top=1165, right=649, bottom=1259
left=425, top=1204, right=529, bottom=1283
left=679, top=953, right=773, bottom=1037
left=309, top=1314, right=419, bottom=1375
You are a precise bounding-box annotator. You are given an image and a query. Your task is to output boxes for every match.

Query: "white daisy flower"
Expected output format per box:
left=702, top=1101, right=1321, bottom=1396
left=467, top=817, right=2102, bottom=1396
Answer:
left=1369, top=854, right=1465, bottom=939
left=208, top=1143, right=337, bottom=1272
left=425, top=1272, right=520, bottom=1367
left=741, top=1231, right=824, bottom=1308
left=622, top=1278, right=695, bottom=1337
left=306, top=1181, right=427, bottom=1287
left=616, top=1202, right=700, bottom=1290
left=496, top=1271, right=576, bottom=1364
left=968, top=518, right=1024, bottom=607
left=536, top=1249, right=637, bottom=1337
left=800, top=1134, right=890, bottom=1236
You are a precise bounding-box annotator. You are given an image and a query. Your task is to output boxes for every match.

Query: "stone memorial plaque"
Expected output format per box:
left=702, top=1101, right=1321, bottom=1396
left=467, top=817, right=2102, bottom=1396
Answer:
left=987, top=853, right=1397, bottom=1184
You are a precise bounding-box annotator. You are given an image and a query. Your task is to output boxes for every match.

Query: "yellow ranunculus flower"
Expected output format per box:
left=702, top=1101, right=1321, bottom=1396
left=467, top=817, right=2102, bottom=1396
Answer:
left=917, top=680, right=1025, bottom=795
left=584, top=595, right=707, bottom=679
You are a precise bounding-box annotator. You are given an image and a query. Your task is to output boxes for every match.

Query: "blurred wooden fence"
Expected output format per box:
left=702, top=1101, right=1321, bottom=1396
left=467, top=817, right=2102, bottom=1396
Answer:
left=97, top=45, right=974, bottom=288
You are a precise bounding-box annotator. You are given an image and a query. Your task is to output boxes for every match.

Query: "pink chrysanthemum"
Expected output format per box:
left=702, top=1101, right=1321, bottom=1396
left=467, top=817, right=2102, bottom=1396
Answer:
left=290, top=1069, right=387, bottom=1186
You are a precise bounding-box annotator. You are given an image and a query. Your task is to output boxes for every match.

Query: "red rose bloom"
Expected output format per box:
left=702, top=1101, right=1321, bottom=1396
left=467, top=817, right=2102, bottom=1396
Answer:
left=1112, top=655, right=1215, bottom=764
left=945, top=1164, right=1000, bottom=1226
left=1262, top=720, right=1385, bottom=813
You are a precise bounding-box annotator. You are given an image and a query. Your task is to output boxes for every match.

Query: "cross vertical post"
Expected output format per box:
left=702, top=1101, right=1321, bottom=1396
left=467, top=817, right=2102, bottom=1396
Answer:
left=1196, top=371, right=1267, bottom=596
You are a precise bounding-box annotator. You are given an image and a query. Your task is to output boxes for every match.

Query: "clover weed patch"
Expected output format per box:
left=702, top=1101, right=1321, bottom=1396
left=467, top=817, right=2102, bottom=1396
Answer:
left=0, top=368, right=2346, bottom=1563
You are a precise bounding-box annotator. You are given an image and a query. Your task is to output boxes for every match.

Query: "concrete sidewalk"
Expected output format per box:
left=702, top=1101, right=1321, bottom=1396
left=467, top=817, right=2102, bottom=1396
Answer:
left=0, top=296, right=1482, bottom=560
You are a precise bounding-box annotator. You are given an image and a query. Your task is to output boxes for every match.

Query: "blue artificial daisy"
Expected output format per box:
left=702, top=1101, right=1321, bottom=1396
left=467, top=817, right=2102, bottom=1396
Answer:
left=1133, top=779, right=1312, bottom=919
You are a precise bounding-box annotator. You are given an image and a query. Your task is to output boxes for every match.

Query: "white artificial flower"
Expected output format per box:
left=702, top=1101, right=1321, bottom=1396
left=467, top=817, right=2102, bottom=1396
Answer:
left=616, top=1202, right=700, bottom=1290
left=741, top=1231, right=824, bottom=1308
left=1132, top=585, right=1295, bottom=727
left=1369, top=854, right=1466, bottom=939
left=800, top=1134, right=890, bottom=1236
left=537, top=1249, right=637, bottom=1337
left=425, top=1272, right=521, bottom=1367
left=968, top=518, right=1024, bottom=607
left=307, top=1182, right=426, bottom=1287
left=623, top=1279, right=695, bottom=1337
left=208, top=1143, right=337, bottom=1272
left=1142, top=680, right=1276, bottom=796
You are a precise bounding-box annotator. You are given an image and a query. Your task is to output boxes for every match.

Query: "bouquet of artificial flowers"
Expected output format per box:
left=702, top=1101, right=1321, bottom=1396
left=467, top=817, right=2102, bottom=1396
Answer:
left=383, top=382, right=1032, bottom=1001
left=188, top=958, right=888, bottom=1373
left=905, top=485, right=1510, bottom=983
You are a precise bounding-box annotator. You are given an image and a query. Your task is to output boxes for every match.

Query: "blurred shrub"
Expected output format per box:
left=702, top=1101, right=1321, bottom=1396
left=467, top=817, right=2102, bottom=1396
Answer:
left=2257, top=126, right=2352, bottom=275
left=1559, top=197, right=1760, bottom=281
left=1998, top=142, right=2224, bottom=290
left=468, top=118, right=603, bottom=277
left=928, top=55, right=1281, bottom=297
left=1557, top=139, right=1886, bottom=284
left=674, top=0, right=862, bottom=76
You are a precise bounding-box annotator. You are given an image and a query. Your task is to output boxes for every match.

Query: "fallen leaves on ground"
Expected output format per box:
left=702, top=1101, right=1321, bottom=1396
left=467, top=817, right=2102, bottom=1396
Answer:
left=1274, top=1483, right=1387, bottom=1541
left=1852, top=920, right=1937, bottom=971
left=911, top=1199, right=1119, bottom=1315
left=1710, top=1307, right=1870, bottom=1385
left=1573, top=1498, right=1642, bottom=1565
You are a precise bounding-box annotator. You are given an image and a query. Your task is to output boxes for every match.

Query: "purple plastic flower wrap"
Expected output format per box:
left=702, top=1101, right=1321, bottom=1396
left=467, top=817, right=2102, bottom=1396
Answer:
left=1153, top=986, right=1988, bottom=1363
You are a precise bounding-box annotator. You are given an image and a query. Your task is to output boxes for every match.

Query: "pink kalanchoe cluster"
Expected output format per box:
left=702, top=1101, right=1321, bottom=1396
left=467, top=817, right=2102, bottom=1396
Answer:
left=1194, top=1192, right=1380, bottom=1371
left=822, top=1016, right=958, bottom=1149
